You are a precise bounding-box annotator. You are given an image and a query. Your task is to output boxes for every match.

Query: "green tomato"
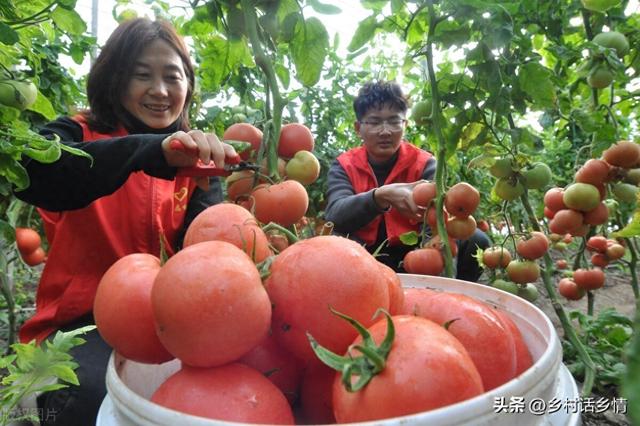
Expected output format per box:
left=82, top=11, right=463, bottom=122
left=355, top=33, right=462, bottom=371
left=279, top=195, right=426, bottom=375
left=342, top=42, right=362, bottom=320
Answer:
left=489, top=158, right=514, bottom=179
left=0, top=79, right=37, bottom=110
left=593, top=31, right=630, bottom=57
left=587, top=64, right=614, bottom=89
left=521, top=162, right=552, bottom=190
left=411, top=100, right=432, bottom=127
left=491, top=279, right=519, bottom=295
left=518, top=283, right=539, bottom=303
left=612, top=182, right=639, bottom=204
left=494, top=178, right=524, bottom=201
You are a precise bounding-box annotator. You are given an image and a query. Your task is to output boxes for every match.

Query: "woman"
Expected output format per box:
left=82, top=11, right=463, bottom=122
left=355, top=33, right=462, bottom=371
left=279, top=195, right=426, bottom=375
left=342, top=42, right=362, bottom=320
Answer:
left=15, top=18, right=235, bottom=425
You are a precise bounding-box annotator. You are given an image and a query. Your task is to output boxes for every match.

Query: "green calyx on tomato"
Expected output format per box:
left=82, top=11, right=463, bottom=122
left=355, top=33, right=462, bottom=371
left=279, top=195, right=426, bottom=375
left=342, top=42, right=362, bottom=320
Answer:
left=308, top=308, right=394, bottom=392
left=0, top=79, right=37, bottom=110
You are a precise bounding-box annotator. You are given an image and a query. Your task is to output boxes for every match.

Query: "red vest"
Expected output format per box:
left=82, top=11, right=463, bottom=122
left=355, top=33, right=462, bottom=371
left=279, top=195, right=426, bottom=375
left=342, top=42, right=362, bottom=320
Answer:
left=20, top=116, right=197, bottom=343
left=337, top=142, right=431, bottom=247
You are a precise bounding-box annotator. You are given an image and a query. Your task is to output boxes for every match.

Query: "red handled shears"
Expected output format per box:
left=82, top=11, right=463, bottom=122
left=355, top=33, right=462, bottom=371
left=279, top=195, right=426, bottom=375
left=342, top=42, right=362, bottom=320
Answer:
left=169, top=140, right=261, bottom=177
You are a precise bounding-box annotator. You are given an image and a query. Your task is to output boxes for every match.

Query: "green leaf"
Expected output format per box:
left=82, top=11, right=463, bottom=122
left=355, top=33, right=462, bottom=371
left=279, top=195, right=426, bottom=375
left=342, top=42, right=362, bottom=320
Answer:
left=48, top=364, right=79, bottom=385
left=518, top=62, right=556, bottom=109
left=26, top=91, right=56, bottom=120
left=347, top=15, right=378, bottom=52
left=23, top=141, right=61, bottom=163
left=612, top=210, right=640, bottom=238
left=399, top=231, right=419, bottom=246
left=290, top=17, right=329, bottom=86
left=307, top=0, right=341, bottom=14
left=0, top=21, right=18, bottom=45
left=0, top=154, right=29, bottom=190
left=0, top=219, right=14, bottom=243
left=51, top=6, right=87, bottom=35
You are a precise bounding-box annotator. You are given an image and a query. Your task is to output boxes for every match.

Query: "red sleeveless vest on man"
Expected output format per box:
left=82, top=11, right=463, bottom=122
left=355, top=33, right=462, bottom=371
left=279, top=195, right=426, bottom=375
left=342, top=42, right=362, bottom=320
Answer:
left=337, top=141, right=431, bottom=247
left=20, top=115, right=196, bottom=343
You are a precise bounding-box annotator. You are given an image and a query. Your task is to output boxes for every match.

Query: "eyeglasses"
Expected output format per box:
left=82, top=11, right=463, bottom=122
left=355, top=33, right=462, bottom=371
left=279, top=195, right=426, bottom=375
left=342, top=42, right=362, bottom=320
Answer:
left=359, top=118, right=407, bottom=132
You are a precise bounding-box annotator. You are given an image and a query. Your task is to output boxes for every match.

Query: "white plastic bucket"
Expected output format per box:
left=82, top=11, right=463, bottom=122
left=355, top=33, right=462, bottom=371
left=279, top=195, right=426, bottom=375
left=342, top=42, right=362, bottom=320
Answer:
left=97, top=275, right=581, bottom=426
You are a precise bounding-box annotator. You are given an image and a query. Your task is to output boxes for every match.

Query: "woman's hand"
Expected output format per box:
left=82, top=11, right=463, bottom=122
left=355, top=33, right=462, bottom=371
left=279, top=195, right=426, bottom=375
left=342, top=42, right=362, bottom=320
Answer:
left=162, top=130, right=238, bottom=191
left=162, top=130, right=237, bottom=168
left=374, top=181, right=427, bottom=220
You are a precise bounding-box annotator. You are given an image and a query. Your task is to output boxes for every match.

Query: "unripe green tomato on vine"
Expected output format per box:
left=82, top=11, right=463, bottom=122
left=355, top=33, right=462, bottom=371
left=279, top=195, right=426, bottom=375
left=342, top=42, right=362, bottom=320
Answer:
left=587, top=64, right=614, bottom=89
left=593, top=31, right=629, bottom=57
left=0, top=79, right=37, bottom=110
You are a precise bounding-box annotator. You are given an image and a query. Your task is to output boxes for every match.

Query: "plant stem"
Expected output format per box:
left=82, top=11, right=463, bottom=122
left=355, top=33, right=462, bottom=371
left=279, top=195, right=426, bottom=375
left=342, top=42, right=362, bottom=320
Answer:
left=241, top=0, right=284, bottom=180
left=424, top=3, right=454, bottom=277
left=262, top=222, right=299, bottom=243
left=519, top=191, right=596, bottom=396
left=0, top=240, right=16, bottom=349
left=625, top=237, right=639, bottom=301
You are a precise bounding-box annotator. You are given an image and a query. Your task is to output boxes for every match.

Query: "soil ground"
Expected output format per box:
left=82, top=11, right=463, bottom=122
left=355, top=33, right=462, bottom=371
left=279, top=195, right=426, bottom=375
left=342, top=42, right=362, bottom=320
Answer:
left=480, top=257, right=636, bottom=426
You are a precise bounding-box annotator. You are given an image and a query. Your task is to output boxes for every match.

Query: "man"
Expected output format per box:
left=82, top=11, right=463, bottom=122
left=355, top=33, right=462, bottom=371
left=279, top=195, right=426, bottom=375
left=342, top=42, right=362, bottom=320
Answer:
left=325, top=80, right=489, bottom=281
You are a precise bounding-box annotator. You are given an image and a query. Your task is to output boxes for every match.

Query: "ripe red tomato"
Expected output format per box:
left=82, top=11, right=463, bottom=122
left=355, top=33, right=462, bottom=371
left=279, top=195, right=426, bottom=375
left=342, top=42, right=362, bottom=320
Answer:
left=403, top=247, right=444, bottom=276
left=15, top=227, right=41, bottom=255
left=603, top=140, right=640, bottom=168
left=558, top=278, right=586, bottom=301
left=516, top=231, right=549, bottom=260
left=573, top=268, right=606, bottom=291
left=556, top=259, right=568, bottom=270
left=543, top=187, right=566, bottom=212
left=583, top=202, right=608, bottom=225
left=239, top=333, right=305, bottom=404
left=223, top=123, right=263, bottom=160
left=94, top=254, right=173, bottom=364
left=264, top=236, right=390, bottom=362
left=586, top=235, right=608, bottom=253
left=401, top=289, right=518, bottom=391
left=152, top=241, right=271, bottom=367
left=299, top=361, right=337, bottom=424
left=21, top=246, right=46, bottom=266
left=477, top=219, right=490, bottom=232
left=278, top=123, right=314, bottom=159
left=591, top=253, right=609, bottom=268
left=491, top=309, right=533, bottom=376
left=151, top=363, right=294, bottom=424
left=548, top=209, right=583, bottom=235
left=378, top=262, right=404, bottom=315
left=412, top=181, right=437, bottom=207
left=506, top=260, right=540, bottom=284
left=183, top=203, right=272, bottom=263
left=252, top=180, right=309, bottom=227
left=482, top=246, right=512, bottom=269
left=444, top=182, right=480, bottom=218
left=575, top=159, right=610, bottom=186
left=332, top=315, right=483, bottom=422
left=425, top=205, right=449, bottom=229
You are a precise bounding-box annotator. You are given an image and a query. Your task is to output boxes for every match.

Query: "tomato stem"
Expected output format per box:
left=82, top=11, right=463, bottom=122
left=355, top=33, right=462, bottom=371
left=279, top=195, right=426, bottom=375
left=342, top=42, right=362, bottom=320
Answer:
left=519, top=191, right=596, bottom=396
left=308, top=308, right=395, bottom=392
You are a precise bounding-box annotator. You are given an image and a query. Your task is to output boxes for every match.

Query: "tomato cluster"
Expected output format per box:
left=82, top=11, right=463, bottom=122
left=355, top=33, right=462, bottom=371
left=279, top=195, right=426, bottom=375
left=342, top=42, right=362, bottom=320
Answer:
left=14, top=227, right=46, bottom=267
left=404, top=182, right=480, bottom=276
left=93, top=203, right=536, bottom=424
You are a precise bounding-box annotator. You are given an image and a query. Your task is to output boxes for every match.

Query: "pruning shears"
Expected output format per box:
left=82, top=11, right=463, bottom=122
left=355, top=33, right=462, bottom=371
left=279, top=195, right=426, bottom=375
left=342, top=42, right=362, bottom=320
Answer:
left=169, top=139, right=260, bottom=177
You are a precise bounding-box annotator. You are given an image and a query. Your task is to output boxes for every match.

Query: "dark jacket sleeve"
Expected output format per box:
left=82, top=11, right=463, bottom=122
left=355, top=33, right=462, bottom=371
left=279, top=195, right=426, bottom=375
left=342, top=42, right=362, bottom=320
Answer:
left=324, top=156, right=437, bottom=236
left=15, top=117, right=177, bottom=211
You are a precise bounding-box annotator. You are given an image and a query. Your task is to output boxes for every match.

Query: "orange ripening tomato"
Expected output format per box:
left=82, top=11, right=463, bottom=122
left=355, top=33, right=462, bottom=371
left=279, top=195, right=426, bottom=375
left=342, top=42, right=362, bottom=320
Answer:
left=403, top=248, right=444, bottom=276
left=573, top=268, right=605, bottom=291
left=21, top=246, right=46, bottom=267
left=444, top=182, right=480, bottom=218
left=94, top=254, right=173, bottom=364
left=412, top=181, right=437, bottom=207
left=264, top=236, right=390, bottom=363
left=152, top=241, right=271, bottom=367
left=482, top=246, right=512, bottom=269
left=401, top=289, right=518, bottom=391
left=15, top=227, right=41, bottom=255
left=516, top=231, right=549, bottom=260
left=252, top=181, right=309, bottom=227
left=332, top=315, right=483, bottom=423
left=151, top=363, right=294, bottom=424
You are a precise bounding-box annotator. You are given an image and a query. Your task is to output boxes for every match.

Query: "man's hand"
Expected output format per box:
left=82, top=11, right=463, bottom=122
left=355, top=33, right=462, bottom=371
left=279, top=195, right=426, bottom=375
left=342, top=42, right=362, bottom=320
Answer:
left=373, top=181, right=428, bottom=220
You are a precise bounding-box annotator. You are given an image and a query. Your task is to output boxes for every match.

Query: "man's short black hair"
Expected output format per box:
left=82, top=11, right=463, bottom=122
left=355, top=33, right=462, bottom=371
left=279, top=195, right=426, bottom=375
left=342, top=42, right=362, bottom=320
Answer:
left=353, top=81, right=409, bottom=121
